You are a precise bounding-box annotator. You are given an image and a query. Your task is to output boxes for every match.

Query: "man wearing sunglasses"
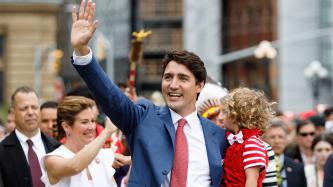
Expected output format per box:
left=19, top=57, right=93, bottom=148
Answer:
left=285, top=119, right=316, bottom=165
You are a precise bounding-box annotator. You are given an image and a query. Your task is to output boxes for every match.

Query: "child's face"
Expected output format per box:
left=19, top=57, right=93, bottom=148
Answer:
left=220, top=106, right=236, bottom=132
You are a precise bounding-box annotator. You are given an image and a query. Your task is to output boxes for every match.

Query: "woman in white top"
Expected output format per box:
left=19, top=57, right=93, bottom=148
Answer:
left=305, top=134, right=333, bottom=187
left=41, top=96, right=117, bottom=187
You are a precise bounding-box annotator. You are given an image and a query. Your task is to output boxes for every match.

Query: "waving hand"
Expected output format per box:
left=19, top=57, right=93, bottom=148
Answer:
left=71, top=0, right=97, bottom=56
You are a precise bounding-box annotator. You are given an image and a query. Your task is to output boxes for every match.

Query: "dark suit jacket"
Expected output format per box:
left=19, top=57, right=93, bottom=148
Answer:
left=284, top=156, right=307, bottom=187
left=323, top=154, right=333, bottom=187
left=0, top=166, right=3, bottom=187
left=72, top=56, right=228, bottom=187
left=0, top=131, right=60, bottom=187
left=285, top=144, right=303, bottom=164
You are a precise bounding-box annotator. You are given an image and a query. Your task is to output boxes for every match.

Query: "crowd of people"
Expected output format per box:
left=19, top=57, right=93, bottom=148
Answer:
left=1, top=0, right=333, bottom=187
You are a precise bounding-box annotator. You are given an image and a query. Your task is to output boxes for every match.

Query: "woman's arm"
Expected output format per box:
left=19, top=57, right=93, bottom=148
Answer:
left=44, top=120, right=114, bottom=184
left=245, top=167, right=260, bottom=187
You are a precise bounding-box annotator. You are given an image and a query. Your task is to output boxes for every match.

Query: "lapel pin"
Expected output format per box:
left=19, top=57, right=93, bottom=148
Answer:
left=95, top=158, right=100, bottom=164
left=287, top=167, right=292, bottom=172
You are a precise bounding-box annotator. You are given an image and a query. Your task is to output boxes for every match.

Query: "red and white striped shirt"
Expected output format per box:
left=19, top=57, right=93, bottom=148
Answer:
left=243, top=136, right=267, bottom=170
left=221, top=128, right=268, bottom=187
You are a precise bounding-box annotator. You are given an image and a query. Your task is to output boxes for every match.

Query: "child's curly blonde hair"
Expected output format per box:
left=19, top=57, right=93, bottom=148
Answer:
left=221, top=87, right=275, bottom=132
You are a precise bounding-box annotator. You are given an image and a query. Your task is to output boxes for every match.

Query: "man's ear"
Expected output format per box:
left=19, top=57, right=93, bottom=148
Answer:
left=196, top=81, right=205, bottom=93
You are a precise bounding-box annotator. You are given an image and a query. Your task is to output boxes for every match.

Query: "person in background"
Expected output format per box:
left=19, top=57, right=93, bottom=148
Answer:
left=305, top=134, right=333, bottom=187
left=5, top=108, right=15, bottom=134
left=42, top=96, right=117, bottom=187
left=0, top=86, right=60, bottom=187
left=264, top=120, right=307, bottom=187
left=323, top=154, right=333, bottom=187
left=262, top=142, right=278, bottom=187
left=40, top=101, right=58, bottom=137
left=196, top=82, right=228, bottom=128
left=308, top=115, right=326, bottom=136
left=0, top=124, right=5, bottom=142
left=323, top=107, right=333, bottom=137
left=285, top=119, right=316, bottom=165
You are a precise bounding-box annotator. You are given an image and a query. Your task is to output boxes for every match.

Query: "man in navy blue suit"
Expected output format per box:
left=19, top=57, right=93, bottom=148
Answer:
left=70, top=0, right=227, bottom=186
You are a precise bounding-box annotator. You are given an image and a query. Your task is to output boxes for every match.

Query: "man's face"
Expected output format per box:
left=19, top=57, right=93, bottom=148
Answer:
left=13, top=92, right=40, bottom=137
left=297, top=124, right=316, bottom=149
left=40, top=108, right=57, bottom=137
left=264, top=127, right=287, bottom=155
left=162, top=61, right=204, bottom=116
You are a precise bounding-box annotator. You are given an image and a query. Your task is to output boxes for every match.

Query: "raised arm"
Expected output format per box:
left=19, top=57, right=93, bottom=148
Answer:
left=44, top=119, right=115, bottom=184
left=70, top=0, right=146, bottom=136
left=71, top=0, right=97, bottom=56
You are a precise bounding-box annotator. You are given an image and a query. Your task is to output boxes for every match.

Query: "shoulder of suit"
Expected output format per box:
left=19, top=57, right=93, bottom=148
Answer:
left=136, top=97, right=153, bottom=106
left=0, top=132, right=18, bottom=146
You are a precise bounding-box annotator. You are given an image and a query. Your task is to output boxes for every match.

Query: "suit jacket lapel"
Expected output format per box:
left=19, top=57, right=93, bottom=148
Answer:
left=158, top=106, right=176, bottom=148
left=40, top=133, right=60, bottom=153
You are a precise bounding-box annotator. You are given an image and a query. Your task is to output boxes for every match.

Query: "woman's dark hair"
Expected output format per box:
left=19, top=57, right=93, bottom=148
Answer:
left=295, top=118, right=315, bottom=134
left=311, top=133, right=333, bottom=151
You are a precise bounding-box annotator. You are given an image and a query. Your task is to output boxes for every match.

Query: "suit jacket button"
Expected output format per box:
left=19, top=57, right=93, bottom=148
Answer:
left=24, top=177, right=28, bottom=180
left=162, top=170, right=168, bottom=175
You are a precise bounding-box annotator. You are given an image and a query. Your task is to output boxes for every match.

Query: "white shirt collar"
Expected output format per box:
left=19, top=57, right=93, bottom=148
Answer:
left=15, top=128, right=42, bottom=145
left=169, top=108, right=199, bottom=129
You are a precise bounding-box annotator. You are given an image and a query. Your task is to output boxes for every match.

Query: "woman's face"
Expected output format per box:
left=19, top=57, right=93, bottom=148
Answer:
left=68, top=108, right=96, bottom=146
left=314, top=141, right=333, bottom=167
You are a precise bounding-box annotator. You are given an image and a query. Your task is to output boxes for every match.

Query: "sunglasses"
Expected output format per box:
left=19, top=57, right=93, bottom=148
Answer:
left=299, top=132, right=315, bottom=137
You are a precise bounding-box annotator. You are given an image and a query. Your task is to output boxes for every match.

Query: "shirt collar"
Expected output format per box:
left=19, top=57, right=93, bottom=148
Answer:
left=276, top=153, right=285, bottom=165
left=169, top=108, right=198, bottom=128
left=15, top=128, right=42, bottom=145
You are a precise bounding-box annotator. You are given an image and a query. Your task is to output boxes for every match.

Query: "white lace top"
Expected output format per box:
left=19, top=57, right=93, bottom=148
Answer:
left=41, top=145, right=117, bottom=187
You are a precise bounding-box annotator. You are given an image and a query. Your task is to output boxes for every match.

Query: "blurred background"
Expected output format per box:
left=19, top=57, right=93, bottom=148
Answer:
left=0, top=0, right=332, bottom=116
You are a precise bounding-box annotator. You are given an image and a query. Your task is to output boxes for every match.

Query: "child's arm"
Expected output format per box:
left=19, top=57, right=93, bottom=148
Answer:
left=242, top=137, right=268, bottom=187
left=245, top=167, right=260, bottom=187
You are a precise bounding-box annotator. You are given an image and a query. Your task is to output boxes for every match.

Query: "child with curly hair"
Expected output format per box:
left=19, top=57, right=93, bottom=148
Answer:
left=220, top=87, right=275, bottom=187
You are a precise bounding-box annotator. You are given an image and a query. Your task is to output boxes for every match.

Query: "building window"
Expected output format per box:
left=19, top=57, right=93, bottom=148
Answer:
left=145, top=28, right=183, bottom=52
left=139, top=0, right=182, bottom=20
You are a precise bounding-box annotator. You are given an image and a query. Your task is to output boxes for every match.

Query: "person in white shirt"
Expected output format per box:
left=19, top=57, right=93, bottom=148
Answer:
left=42, top=96, right=117, bottom=187
left=305, top=134, right=333, bottom=187
left=0, top=86, right=60, bottom=187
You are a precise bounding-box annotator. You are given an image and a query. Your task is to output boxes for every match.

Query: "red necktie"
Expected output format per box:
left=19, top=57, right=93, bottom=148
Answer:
left=170, top=118, right=188, bottom=187
left=26, top=139, right=45, bottom=187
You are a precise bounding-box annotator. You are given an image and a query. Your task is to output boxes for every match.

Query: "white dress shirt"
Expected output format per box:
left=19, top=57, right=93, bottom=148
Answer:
left=73, top=50, right=211, bottom=187
left=15, top=129, right=47, bottom=164
left=161, top=109, right=211, bottom=187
